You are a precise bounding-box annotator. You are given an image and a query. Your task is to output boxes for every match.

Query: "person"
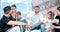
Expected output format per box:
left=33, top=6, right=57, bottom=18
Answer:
left=53, top=6, right=60, bottom=32
left=26, top=6, right=44, bottom=32
left=9, top=4, right=16, bottom=21
left=10, top=4, right=26, bottom=32
left=16, top=11, right=26, bottom=32
left=0, top=6, right=29, bottom=32
left=43, top=11, right=55, bottom=32
left=16, top=11, right=21, bottom=21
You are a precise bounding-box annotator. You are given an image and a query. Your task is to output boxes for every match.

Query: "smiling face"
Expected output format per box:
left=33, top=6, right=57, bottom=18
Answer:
left=47, top=11, right=53, bottom=19
left=11, top=7, right=16, bottom=16
left=16, top=12, right=21, bottom=19
left=47, top=13, right=52, bottom=19
left=34, top=6, right=40, bottom=14
left=16, top=14, right=21, bottom=19
left=57, top=10, right=60, bottom=16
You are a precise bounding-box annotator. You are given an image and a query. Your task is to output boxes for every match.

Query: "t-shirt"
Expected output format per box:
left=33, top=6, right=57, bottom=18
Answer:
left=0, top=15, right=12, bottom=32
left=53, top=16, right=60, bottom=26
left=53, top=15, right=60, bottom=32
left=27, top=11, right=43, bottom=26
left=9, top=16, right=16, bottom=21
left=45, top=20, right=52, bottom=29
left=55, top=16, right=60, bottom=24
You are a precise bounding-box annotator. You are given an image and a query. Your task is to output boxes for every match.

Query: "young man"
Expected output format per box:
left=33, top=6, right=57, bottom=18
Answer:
left=26, top=6, right=44, bottom=31
left=16, top=11, right=23, bottom=32
left=0, top=6, right=28, bottom=32
left=9, top=4, right=16, bottom=21
left=10, top=5, right=26, bottom=32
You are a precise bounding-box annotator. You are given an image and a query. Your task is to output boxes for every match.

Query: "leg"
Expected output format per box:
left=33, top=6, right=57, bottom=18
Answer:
left=20, top=19, right=27, bottom=32
left=30, top=24, right=41, bottom=31
left=40, top=24, right=45, bottom=32
left=6, top=26, right=20, bottom=32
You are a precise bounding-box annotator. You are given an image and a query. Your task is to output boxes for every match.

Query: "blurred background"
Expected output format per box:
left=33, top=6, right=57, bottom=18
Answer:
left=0, top=0, right=60, bottom=19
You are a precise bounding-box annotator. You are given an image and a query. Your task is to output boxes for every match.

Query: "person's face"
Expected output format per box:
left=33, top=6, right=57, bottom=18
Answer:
left=47, top=13, right=52, bottom=19
left=57, top=10, right=60, bottom=16
left=11, top=7, right=16, bottom=15
left=34, top=7, right=40, bottom=14
left=16, top=14, right=21, bottom=19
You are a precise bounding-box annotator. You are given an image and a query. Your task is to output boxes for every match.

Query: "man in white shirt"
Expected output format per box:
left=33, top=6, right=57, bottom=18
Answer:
left=26, top=6, right=44, bottom=31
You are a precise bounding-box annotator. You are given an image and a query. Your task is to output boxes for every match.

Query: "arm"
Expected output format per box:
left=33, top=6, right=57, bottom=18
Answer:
left=26, top=18, right=29, bottom=24
left=55, top=26, right=60, bottom=29
left=7, top=20, right=27, bottom=26
left=52, top=19, right=59, bottom=24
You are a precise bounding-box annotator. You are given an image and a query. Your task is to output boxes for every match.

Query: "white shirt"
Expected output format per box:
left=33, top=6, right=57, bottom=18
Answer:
left=27, top=11, right=43, bottom=26
left=45, top=19, right=52, bottom=28
left=43, top=17, right=53, bottom=30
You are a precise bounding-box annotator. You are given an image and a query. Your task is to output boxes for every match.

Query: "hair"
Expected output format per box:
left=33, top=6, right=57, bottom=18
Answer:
left=34, top=6, right=40, bottom=9
left=47, top=11, right=54, bottom=19
left=16, top=11, right=21, bottom=15
left=3, top=6, right=11, bottom=14
left=57, top=6, right=60, bottom=11
left=11, top=4, right=16, bottom=8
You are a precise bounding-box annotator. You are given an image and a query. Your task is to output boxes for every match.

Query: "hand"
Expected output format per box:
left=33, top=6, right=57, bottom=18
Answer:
left=49, top=25, right=55, bottom=30
left=26, top=25, right=31, bottom=30
left=53, top=19, right=59, bottom=24
left=40, top=20, right=44, bottom=24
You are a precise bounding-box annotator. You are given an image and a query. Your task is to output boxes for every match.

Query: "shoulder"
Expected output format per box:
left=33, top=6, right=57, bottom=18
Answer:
left=27, top=11, right=35, bottom=18
left=29, top=11, right=35, bottom=15
left=0, top=16, right=5, bottom=20
left=0, top=16, right=5, bottom=22
left=55, top=15, right=59, bottom=19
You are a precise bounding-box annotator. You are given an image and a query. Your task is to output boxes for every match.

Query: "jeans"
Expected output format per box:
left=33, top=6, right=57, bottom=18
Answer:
left=30, top=24, right=45, bottom=32
left=40, top=24, right=45, bottom=32
left=30, top=24, right=41, bottom=31
left=20, top=19, right=27, bottom=32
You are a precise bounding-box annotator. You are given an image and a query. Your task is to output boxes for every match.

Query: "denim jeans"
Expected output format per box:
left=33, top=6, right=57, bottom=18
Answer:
left=20, top=19, right=27, bottom=32
left=40, top=24, right=45, bottom=32
left=30, top=24, right=45, bottom=32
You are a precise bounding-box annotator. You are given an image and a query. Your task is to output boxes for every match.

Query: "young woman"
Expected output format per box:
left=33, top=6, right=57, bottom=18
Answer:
left=44, top=11, right=56, bottom=32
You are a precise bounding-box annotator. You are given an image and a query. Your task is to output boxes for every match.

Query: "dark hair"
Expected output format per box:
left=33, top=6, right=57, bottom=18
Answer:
left=47, top=11, right=54, bottom=19
left=3, top=6, right=11, bottom=14
left=57, top=6, right=60, bottom=11
left=47, top=11, right=53, bottom=14
left=34, top=6, right=40, bottom=8
left=11, top=4, right=16, bottom=8
left=16, top=11, right=21, bottom=15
